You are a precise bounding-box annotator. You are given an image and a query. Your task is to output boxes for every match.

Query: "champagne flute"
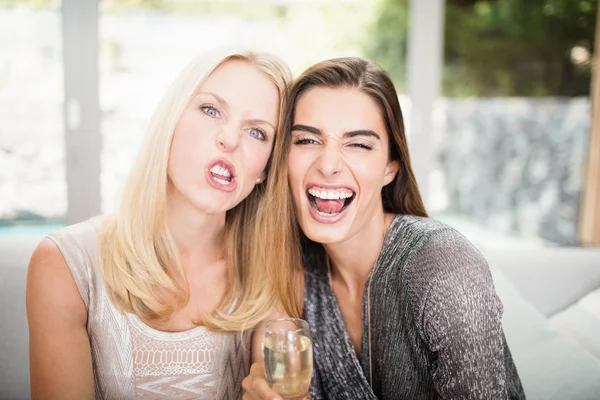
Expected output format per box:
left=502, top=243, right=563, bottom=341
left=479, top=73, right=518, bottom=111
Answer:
left=262, top=318, right=313, bottom=400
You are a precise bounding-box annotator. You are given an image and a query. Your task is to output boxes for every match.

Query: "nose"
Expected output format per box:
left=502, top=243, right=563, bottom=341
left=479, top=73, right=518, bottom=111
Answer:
left=316, top=141, right=343, bottom=178
left=216, top=123, right=241, bottom=153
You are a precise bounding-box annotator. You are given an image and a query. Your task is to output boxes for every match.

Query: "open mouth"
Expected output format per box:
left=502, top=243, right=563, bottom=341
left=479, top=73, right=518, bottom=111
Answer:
left=209, top=164, right=234, bottom=185
left=206, top=159, right=237, bottom=192
left=307, top=187, right=356, bottom=217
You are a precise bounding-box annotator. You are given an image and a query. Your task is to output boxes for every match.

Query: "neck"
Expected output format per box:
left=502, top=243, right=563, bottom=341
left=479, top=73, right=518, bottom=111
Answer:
left=324, top=212, right=395, bottom=296
left=166, top=188, right=225, bottom=270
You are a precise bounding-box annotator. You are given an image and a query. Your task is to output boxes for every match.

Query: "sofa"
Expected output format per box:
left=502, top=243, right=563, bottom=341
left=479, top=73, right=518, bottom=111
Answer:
left=482, top=247, right=600, bottom=399
left=1, top=235, right=600, bottom=399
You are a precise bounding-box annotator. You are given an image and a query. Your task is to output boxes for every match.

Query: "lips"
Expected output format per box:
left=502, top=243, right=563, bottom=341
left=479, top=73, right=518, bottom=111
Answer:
left=206, top=158, right=237, bottom=192
left=306, top=185, right=356, bottom=221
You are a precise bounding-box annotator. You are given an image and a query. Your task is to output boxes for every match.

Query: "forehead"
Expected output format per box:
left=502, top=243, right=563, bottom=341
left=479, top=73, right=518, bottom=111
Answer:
left=293, top=87, right=386, bottom=135
left=199, top=59, right=280, bottom=121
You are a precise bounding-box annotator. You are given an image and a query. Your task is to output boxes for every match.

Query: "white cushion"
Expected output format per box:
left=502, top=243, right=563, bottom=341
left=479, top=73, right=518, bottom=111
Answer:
left=549, top=287, right=600, bottom=360
left=492, top=269, right=600, bottom=400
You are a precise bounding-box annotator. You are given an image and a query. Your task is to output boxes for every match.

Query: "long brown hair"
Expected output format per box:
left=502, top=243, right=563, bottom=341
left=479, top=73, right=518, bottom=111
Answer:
left=252, top=57, right=428, bottom=318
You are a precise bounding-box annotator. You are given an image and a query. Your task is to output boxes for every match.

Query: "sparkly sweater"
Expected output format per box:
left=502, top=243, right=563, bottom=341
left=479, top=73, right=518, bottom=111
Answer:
left=302, top=215, right=526, bottom=400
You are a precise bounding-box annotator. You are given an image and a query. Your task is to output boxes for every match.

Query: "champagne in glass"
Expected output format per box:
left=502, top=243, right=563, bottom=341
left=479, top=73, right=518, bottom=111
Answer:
left=263, top=318, right=313, bottom=400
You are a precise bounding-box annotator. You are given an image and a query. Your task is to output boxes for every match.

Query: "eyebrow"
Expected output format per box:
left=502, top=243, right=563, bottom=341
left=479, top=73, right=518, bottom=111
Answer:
left=198, top=92, right=275, bottom=130
left=247, top=118, right=275, bottom=130
left=198, top=92, right=230, bottom=113
left=291, top=124, right=381, bottom=140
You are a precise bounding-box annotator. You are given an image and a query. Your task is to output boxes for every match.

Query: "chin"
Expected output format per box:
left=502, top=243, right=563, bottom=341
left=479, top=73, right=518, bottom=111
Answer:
left=190, top=194, right=234, bottom=215
left=195, top=203, right=228, bottom=215
left=301, top=217, right=351, bottom=245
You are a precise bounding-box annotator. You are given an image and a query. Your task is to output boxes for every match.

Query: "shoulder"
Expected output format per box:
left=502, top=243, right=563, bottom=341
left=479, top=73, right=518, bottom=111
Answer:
left=45, top=217, right=107, bottom=272
left=396, top=217, right=501, bottom=316
left=384, top=215, right=493, bottom=302
left=46, top=217, right=103, bottom=251
left=28, top=236, right=69, bottom=272
left=32, top=216, right=107, bottom=308
left=411, top=224, right=493, bottom=297
left=30, top=216, right=102, bottom=272
left=386, top=214, right=485, bottom=273
left=387, top=214, right=463, bottom=245
left=27, top=237, right=89, bottom=324
left=386, top=215, right=483, bottom=264
left=419, top=219, right=484, bottom=266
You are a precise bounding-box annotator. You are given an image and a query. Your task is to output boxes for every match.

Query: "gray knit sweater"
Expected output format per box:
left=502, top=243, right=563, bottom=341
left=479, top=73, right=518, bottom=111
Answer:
left=302, top=215, right=526, bottom=399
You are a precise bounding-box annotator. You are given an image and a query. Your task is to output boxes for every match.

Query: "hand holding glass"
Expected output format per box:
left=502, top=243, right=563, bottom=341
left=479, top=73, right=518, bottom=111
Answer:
left=262, top=318, right=313, bottom=400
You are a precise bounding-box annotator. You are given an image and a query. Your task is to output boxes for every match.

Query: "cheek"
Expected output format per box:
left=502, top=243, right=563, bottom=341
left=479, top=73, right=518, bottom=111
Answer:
left=170, top=130, right=189, bottom=162
left=174, top=108, right=216, bottom=149
left=287, top=150, right=307, bottom=189
left=348, top=155, right=389, bottom=188
left=285, top=155, right=301, bottom=204
left=168, top=118, right=211, bottom=181
left=170, top=128, right=200, bottom=171
left=244, top=143, right=272, bottom=175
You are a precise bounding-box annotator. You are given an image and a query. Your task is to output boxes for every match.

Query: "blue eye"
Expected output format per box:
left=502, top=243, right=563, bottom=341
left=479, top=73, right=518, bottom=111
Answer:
left=200, top=105, right=220, bottom=118
left=247, top=128, right=266, bottom=140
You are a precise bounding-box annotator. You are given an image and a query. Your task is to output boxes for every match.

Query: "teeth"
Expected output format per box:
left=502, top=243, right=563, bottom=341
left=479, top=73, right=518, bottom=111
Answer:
left=210, top=165, right=232, bottom=178
left=214, top=177, right=230, bottom=185
left=308, top=187, right=354, bottom=200
left=316, top=210, right=339, bottom=217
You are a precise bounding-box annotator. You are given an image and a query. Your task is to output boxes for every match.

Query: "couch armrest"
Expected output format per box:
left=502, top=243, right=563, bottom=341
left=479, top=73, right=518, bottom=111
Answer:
left=483, top=248, right=600, bottom=317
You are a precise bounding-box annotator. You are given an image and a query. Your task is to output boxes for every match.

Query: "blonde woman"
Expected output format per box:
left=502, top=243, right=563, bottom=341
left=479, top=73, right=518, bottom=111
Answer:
left=26, top=48, right=291, bottom=400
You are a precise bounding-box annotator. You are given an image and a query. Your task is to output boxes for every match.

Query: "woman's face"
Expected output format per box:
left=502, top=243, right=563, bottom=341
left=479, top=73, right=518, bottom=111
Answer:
left=168, top=60, right=280, bottom=214
left=288, top=87, right=399, bottom=245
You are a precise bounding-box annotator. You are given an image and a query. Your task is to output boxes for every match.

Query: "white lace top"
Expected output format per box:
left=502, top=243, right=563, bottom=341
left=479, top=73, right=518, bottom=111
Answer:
left=47, top=219, right=251, bottom=400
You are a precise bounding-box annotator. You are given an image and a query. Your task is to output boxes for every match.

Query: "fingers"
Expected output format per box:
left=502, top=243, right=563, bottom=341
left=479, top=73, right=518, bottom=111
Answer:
left=242, top=376, right=253, bottom=398
left=242, top=362, right=283, bottom=400
left=241, top=363, right=264, bottom=393
left=252, top=377, right=280, bottom=400
left=249, top=361, right=266, bottom=378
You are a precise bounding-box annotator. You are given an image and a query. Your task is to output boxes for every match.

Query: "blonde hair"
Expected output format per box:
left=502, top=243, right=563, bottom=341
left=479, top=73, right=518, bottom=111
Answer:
left=99, top=48, right=292, bottom=332
left=254, top=57, right=427, bottom=319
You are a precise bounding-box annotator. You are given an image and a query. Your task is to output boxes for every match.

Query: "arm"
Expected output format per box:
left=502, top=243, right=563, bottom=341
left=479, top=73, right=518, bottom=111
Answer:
left=26, top=239, right=95, bottom=400
left=416, top=230, right=520, bottom=399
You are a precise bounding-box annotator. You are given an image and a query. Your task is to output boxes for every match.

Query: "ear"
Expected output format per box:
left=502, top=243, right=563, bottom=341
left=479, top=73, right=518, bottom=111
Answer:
left=257, top=170, right=267, bottom=184
left=383, top=160, right=399, bottom=187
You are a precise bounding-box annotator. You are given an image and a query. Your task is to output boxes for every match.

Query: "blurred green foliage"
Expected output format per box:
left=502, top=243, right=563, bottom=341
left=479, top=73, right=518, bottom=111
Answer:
left=4, top=0, right=597, bottom=96
left=0, top=0, right=60, bottom=7
left=0, top=0, right=286, bottom=17
left=368, top=0, right=597, bottom=96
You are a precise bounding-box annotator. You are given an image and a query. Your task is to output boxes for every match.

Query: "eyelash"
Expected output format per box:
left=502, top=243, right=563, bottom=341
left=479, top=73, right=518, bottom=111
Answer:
left=293, top=137, right=319, bottom=145
left=293, top=137, right=373, bottom=150
left=200, top=104, right=220, bottom=118
left=350, top=142, right=373, bottom=150
left=247, top=127, right=267, bottom=141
